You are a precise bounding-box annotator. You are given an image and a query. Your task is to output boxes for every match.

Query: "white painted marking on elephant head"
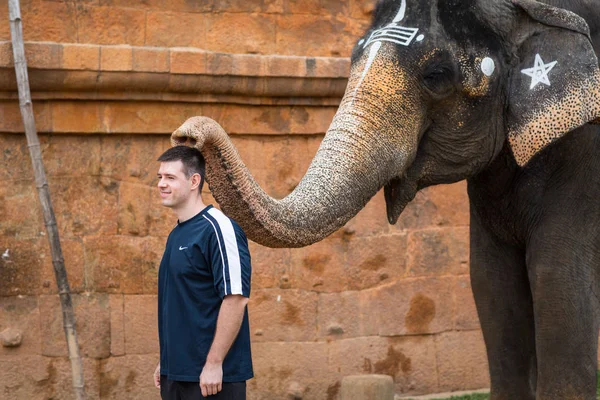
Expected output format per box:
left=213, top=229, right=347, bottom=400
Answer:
left=481, top=57, right=495, bottom=76
left=351, top=0, right=422, bottom=105
left=521, top=54, right=557, bottom=89
left=392, top=0, right=407, bottom=22
left=363, top=0, right=423, bottom=49
left=351, top=41, right=383, bottom=103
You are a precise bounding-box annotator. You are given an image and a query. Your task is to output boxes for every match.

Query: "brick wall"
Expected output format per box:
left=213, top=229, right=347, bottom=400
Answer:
left=0, top=1, right=489, bottom=399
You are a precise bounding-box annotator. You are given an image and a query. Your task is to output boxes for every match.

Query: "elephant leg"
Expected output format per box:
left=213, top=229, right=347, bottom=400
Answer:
left=527, top=228, right=599, bottom=400
left=470, top=211, right=536, bottom=400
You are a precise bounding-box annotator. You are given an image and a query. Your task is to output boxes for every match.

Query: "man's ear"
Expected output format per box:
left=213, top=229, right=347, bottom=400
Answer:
left=190, top=173, right=202, bottom=191
left=506, top=0, right=600, bottom=167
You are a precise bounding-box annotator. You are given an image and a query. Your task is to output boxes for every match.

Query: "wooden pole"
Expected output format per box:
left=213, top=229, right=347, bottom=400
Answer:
left=7, top=1, right=86, bottom=399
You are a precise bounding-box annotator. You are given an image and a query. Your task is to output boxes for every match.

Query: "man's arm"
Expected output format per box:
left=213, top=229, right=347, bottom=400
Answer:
left=200, top=294, right=249, bottom=397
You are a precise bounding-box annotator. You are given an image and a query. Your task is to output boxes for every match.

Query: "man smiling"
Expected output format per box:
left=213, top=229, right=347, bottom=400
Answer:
left=153, top=146, right=253, bottom=399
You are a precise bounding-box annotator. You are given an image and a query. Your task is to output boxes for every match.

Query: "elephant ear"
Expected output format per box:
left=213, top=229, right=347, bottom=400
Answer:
left=507, top=0, right=600, bottom=166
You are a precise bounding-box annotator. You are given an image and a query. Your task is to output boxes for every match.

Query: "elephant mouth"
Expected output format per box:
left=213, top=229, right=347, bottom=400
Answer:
left=384, top=175, right=418, bottom=224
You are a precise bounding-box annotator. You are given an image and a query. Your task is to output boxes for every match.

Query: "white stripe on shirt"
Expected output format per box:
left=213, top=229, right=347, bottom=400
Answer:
left=205, top=208, right=243, bottom=295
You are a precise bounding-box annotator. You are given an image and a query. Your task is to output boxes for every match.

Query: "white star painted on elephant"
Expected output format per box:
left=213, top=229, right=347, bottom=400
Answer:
left=520, top=54, right=557, bottom=89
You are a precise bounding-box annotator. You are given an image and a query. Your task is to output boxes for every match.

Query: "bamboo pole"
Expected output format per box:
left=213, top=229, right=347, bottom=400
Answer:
left=7, top=1, right=86, bottom=399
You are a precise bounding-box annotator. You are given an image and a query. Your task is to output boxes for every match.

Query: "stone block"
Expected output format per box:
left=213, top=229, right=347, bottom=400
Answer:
left=141, top=236, right=164, bottom=294
left=0, top=100, right=52, bottom=133
left=77, top=5, right=146, bottom=46
left=49, top=176, right=118, bottom=237
left=248, top=241, right=290, bottom=289
left=99, top=135, right=167, bottom=186
left=394, top=182, right=469, bottom=230
left=0, top=42, right=12, bottom=67
left=51, top=101, right=107, bottom=133
left=0, top=179, right=42, bottom=239
left=100, top=45, right=133, bottom=71
left=0, top=355, right=53, bottom=400
left=0, top=238, right=44, bottom=296
left=83, top=235, right=149, bottom=293
left=248, top=289, right=317, bottom=341
left=267, top=56, right=307, bottom=77
left=99, top=0, right=211, bottom=12
left=435, top=330, right=490, bottom=392
left=284, top=0, right=349, bottom=15
left=207, top=52, right=234, bottom=75
left=110, top=294, right=125, bottom=356
left=344, top=233, right=408, bottom=290
left=98, top=354, right=164, bottom=399
left=42, top=135, right=102, bottom=178
left=41, top=356, right=101, bottom=400
left=289, top=238, right=347, bottom=292
left=39, top=293, right=111, bottom=359
left=276, top=15, right=366, bottom=57
left=340, top=375, right=394, bottom=400
left=170, top=48, right=207, bottom=74
left=289, top=106, right=336, bottom=134
left=205, top=13, right=276, bottom=55
left=20, top=1, right=78, bottom=43
left=145, top=11, right=206, bottom=49
left=39, top=237, right=86, bottom=294
left=0, top=7, right=9, bottom=42
left=103, top=102, right=202, bottom=134
left=328, top=336, right=439, bottom=396
left=454, top=276, right=480, bottom=331
left=342, top=190, right=390, bottom=238
left=317, top=290, right=378, bottom=338
left=118, top=182, right=152, bottom=236
left=133, top=47, right=169, bottom=73
left=24, top=42, right=62, bottom=70
left=213, top=0, right=283, bottom=13
left=307, top=57, right=351, bottom=78
left=124, top=295, right=158, bottom=354
left=231, top=54, right=268, bottom=76
left=406, top=227, right=469, bottom=277
left=62, top=44, right=100, bottom=70
left=257, top=135, right=317, bottom=197
left=250, top=341, right=333, bottom=400
left=375, top=277, right=454, bottom=336
left=0, top=296, right=41, bottom=355
left=147, top=199, right=177, bottom=239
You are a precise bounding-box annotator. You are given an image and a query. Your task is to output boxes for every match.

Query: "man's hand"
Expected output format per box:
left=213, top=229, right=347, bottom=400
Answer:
left=153, top=363, right=161, bottom=389
left=199, top=361, right=223, bottom=396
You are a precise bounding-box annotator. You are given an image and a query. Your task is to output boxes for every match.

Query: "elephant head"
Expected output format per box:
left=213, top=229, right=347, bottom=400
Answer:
left=172, top=0, right=600, bottom=248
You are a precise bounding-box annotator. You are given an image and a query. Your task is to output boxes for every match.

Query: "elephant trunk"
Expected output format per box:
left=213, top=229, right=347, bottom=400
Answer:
left=172, top=43, right=422, bottom=248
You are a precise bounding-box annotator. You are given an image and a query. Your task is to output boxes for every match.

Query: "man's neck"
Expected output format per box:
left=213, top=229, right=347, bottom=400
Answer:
left=175, top=197, right=207, bottom=223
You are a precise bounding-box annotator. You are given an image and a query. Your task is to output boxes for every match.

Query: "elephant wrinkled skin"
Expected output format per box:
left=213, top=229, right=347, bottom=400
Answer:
left=172, top=0, right=600, bottom=398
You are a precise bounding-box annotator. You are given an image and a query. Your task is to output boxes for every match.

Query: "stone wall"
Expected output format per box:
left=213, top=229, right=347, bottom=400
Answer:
left=0, top=1, right=489, bottom=399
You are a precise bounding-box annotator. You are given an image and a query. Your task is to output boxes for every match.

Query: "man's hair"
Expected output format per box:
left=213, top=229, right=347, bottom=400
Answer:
left=157, top=146, right=206, bottom=192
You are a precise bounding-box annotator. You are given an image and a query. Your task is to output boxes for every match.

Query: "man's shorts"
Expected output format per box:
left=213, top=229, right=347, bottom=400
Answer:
left=160, top=375, right=246, bottom=400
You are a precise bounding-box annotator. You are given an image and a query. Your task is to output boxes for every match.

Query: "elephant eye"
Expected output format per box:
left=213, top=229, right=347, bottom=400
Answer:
left=422, top=59, right=458, bottom=97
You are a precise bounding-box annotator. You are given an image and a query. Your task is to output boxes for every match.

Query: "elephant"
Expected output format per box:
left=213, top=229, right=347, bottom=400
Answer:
left=171, top=0, right=600, bottom=398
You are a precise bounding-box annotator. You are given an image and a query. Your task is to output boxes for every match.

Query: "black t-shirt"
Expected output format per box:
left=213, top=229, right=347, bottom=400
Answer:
left=158, top=205, right=253, bottom=382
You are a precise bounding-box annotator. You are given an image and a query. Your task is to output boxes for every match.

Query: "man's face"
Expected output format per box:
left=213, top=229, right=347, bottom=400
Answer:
left=157, top=160, right=193, bottom=209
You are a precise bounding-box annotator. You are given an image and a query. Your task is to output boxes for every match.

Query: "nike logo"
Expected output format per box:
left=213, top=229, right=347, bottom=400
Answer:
left=179, top=246, right=188, bottom=250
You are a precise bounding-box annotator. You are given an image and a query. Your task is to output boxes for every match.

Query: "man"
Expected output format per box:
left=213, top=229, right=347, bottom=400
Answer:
left=153, top=145, right=253, bottom=399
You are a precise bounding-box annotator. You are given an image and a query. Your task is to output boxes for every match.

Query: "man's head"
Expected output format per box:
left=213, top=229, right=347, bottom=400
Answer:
left=157, top=146, right=206, bottom=209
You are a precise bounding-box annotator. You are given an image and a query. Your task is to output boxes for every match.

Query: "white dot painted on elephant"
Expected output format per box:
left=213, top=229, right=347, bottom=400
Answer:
left=358, top=39, right=365, bottom=46
left=481, top=57, right=495, bottom=76
left=416, top=34, right=424, bottom=42
left=521, top=54, right=557, bottom=89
